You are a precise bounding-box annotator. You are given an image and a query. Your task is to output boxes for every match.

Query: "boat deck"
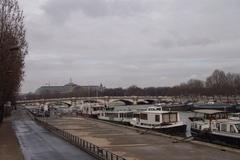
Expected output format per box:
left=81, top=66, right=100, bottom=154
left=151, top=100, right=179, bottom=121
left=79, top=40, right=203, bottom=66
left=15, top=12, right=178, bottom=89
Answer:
left=45, top=117, right=240, bottom=160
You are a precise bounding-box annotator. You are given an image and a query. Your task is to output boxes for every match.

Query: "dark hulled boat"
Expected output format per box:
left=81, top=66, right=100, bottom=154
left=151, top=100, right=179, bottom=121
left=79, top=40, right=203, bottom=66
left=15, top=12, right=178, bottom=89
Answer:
left=190, top=110, right=240, bottom=148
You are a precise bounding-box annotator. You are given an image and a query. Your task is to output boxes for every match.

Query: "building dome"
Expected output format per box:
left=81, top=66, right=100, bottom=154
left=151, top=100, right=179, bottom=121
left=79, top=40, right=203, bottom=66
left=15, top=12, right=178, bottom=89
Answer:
left=64, top=82, right=78, bottom=87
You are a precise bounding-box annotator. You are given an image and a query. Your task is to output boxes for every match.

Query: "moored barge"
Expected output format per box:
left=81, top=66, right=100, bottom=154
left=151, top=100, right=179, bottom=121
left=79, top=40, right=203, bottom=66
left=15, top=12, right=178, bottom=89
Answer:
left=190, top=110, right=240, bottom=148
left=130, top=107, right=186, bottom=135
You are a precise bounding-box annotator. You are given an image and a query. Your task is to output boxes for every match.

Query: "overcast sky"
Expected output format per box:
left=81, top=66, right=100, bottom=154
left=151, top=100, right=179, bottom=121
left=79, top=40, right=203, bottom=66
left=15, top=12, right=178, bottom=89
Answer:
left=19, top=0, right=240, bottom=93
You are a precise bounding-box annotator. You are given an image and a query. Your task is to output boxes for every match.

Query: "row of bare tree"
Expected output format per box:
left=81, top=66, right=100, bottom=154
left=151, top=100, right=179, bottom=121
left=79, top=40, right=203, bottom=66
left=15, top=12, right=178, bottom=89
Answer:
left=169, top=70, right=240, bottom=96
left=0, top=0, right=27, bottom=122
left=21, top=70, right=240, bottom=101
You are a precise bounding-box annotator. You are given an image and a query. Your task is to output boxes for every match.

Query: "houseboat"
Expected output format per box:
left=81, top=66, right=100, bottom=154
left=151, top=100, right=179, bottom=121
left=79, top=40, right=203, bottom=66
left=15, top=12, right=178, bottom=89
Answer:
left=228, top=113, right=240, bottom=121
left=190, top=110, right=240, bottom=148
left=81, top=103, right=106, bottom=118
left=98, top=110, right=134, bottom=124
left=130, top=106, right=186, bottom=135
left=191, top=104, right=235, bottom=112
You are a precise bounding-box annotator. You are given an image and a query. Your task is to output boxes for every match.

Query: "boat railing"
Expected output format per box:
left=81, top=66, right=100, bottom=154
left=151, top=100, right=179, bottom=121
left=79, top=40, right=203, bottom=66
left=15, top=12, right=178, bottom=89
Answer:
left=146, top=106, right=163, bottom=111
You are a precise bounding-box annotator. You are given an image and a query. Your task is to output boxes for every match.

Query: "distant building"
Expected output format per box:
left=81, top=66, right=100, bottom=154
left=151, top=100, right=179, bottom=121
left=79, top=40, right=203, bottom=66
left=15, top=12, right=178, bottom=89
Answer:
left=35, top=82, right=104, bottom=95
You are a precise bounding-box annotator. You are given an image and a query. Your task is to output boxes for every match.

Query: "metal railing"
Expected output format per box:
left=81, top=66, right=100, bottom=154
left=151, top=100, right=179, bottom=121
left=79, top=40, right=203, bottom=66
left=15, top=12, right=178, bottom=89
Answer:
left=34, top=117, right=126, bottom=160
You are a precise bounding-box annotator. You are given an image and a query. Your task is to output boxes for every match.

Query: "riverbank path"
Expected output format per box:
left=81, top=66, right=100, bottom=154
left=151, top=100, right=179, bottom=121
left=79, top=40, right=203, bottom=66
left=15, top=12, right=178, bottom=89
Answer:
left=12, top=109, right=95, bottom=160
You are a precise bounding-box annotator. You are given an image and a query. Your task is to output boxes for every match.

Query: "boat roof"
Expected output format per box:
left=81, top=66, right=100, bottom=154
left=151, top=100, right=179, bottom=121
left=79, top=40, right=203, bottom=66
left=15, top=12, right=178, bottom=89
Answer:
left=142, top=111, right=177, bottom=114
left=229, top=113, right=240, bottom=115
left=216, top=119, right=240, bottom=124
left=193, top=109, right=225, bottom=114
left=103, top=110, right=133, bottom=113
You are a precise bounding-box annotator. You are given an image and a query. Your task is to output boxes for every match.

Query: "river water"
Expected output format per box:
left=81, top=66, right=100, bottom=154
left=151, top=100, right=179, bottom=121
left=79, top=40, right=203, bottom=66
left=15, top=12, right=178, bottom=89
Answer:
left=113, top=104, right=199, bottom=137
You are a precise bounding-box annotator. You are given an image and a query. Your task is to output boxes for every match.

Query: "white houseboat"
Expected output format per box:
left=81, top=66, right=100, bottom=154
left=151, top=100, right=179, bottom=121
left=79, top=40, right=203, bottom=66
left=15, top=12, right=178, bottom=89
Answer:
left=81, top=103, right=105, bottom=118
left=130, top=107, right=186, bottom=135
left=190, top=110, right=240, bottom=148
left=228, top=113, right=240, bottom=121
left=98, top=110, right=134, bottom=124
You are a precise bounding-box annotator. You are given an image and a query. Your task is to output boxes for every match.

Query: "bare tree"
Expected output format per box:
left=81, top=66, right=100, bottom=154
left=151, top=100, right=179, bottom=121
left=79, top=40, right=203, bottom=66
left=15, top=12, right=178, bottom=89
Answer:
left=19, top=69, right=240, bottom=104
left=234, top=74, right=240, bottom=95
left=206, top=70, right=227, bottom=96
left=126, top=85, right=144, bottom=96
left=0, top=0, right=28, bottom=122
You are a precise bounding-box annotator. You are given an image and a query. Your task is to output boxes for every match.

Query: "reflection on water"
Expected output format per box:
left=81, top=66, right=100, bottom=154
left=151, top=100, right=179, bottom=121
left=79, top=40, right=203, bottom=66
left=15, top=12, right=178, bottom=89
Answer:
left=111, top=104, right=199, bottom=137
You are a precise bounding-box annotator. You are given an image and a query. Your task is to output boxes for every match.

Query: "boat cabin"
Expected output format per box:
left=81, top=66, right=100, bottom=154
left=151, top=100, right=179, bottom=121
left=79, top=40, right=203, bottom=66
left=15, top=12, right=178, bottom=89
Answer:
left=98, top=110, right=134, bottom=123
left=191, top=121, right=210, bottom=131
left=81, top=103, right=105, bottom=116
left=191, top=110, right=240, bottom=148
left=137, top=107, right=179, bottom=126
left=194, top=109, right=228, bottom=120
left=213, top=120, right=240, bottom=133
left=191, top=110, right=240, bottom=133
left=100, top=111, right=133, bottom=119
left=130, top=106, right=185, bottom=132
left=228, top=113, right=240, bottom=121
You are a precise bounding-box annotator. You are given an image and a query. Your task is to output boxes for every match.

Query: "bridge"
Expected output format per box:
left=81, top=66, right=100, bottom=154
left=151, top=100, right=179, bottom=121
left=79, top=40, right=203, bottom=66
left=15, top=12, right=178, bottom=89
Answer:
left=16, top=96, right=173, bottom=107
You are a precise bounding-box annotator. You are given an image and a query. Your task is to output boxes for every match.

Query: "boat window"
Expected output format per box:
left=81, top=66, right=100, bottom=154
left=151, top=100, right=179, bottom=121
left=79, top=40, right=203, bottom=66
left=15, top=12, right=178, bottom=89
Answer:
left=162, top=113, right=177, bottom=123
left=230, top=125, right=235, bottom=133
left=192, top=123, right=196, bottom=129
left=221, top=113, right=228, bottom=119
left=221, top=124, right=227, bottom=132
left=155, top=115, right=160, bottom=122
left=235, top=124, right=240, bottom=132
left=140, top=113, right=148, bottom=120
left=134, top=113, right=140, bottom=118
left=194, top=123, right=197, bottom=129
left=216, top=123, right=220, bottom=131
left=127, top=112, right=133, bottom=118
left=170, top=113, right=177, bottom=122
left=231, top=114, right=240, bottom=118
left=204, top=114, right=210, bottom=119
left=156, top=107, right=162, bottom=111
left=212, top=114, right=216, bottom=119
left=148, top=108, right=155, bottom=111
left=120, top=113, right=123, bottom=118
left=105, top=112, right=118, bottom=118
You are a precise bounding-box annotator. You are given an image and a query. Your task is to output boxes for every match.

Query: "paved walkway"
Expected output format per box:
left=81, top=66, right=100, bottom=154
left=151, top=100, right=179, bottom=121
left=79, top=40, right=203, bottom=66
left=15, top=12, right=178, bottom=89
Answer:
left=47, top=117, right=240, bottom=160
left=12, top=109, right=96, bottom=160
left=0, top=117, right=24, bottom=160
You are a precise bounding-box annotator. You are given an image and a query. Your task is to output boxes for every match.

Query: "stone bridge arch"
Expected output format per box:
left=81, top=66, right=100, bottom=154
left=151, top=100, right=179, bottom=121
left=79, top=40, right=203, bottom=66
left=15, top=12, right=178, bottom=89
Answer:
left=144, top=99, right=157, bottom=104
left=109, top=99, right=134, bottom=105
left=135, top=99, right=157, bottom=105
left=46, top=101, right=72, bottom=107
left=136, top=100, right=149, bottom=105
left=82, top=99, right=105, bottom=105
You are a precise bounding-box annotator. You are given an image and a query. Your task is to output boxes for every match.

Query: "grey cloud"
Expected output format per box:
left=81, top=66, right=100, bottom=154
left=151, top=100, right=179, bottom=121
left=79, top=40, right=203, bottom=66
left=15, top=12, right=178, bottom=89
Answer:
left=42, top=0, right=147, bottom=23
left=20, top=0, right=240, bottom=92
